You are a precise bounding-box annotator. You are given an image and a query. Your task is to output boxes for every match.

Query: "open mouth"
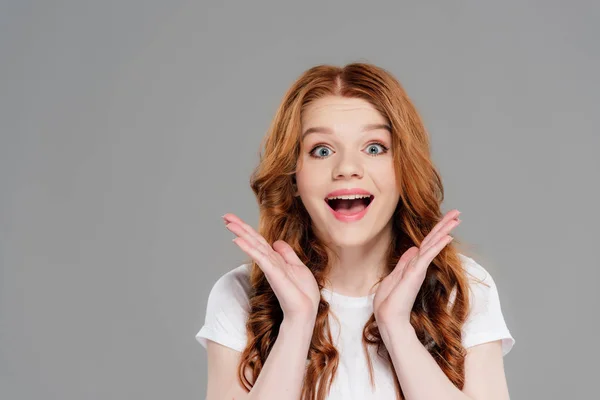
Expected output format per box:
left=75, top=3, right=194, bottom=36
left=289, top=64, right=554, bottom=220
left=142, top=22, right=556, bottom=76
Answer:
left=325, top=195, right=374, bottom=216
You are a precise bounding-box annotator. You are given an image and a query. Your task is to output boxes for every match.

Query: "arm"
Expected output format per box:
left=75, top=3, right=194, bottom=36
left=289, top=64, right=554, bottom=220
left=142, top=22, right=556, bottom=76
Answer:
left=247, top=316, right=315, bottom=400
left=380, top=322, right=510, bottom=400
left=218, top=214, right=322, bottom=399
left=206, top=315, right=315, bottom=400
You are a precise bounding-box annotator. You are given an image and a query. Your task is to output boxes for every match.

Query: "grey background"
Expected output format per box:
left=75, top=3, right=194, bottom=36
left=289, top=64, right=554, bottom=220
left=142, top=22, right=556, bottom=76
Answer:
left=1, top=1, right=598, bottom=399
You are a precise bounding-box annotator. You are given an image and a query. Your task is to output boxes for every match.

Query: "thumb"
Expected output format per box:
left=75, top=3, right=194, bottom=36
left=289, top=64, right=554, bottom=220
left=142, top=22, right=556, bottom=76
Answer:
left=272, top=240, right=303, bottom=266
left=394, top=246, right=419, bottom=277
left=400, top=246, right=420, bottom=263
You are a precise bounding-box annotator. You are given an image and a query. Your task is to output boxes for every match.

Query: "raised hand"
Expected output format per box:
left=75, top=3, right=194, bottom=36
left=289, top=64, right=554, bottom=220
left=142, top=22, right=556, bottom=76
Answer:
left=223, top=213, right=320, bottom=322
left=373, top=209, right=462, bottom=327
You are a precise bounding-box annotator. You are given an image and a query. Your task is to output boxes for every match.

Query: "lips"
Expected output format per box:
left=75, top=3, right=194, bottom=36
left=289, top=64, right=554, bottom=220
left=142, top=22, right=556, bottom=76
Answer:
left=324, top=188, right=375, bottom=222
left=324, top=188, right=373, bottom=199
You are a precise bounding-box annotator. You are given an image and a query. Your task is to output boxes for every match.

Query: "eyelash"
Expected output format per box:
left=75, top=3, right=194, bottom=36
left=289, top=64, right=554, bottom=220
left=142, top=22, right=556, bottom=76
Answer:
left=308, top=142, right=390, bottom=159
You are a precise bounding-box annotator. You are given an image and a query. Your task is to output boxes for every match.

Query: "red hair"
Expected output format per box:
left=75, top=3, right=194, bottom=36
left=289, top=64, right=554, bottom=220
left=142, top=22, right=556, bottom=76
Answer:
left=237, top=62, right=472, bottom=400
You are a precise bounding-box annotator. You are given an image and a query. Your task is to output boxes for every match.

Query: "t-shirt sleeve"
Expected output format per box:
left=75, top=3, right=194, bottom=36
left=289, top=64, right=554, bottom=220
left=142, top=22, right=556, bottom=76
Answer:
left=460, top=255, right=515, bottom=356
left=195, top=264, right=250, bottom=353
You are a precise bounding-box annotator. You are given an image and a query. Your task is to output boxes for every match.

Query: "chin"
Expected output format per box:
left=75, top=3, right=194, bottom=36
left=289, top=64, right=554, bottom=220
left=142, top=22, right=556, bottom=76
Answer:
left=332, top=238, right=371, bottom=249
left=326, top=227, right=377, bottom=248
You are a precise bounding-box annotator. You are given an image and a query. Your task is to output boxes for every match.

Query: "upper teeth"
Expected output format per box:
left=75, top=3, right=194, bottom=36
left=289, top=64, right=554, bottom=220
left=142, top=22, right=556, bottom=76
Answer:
left=327, top=194, right=371, bottom=200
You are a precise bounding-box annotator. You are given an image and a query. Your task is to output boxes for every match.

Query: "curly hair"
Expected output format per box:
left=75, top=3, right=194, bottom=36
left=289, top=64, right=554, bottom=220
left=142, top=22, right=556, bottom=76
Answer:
left=236, top=62, right=473, bottom=400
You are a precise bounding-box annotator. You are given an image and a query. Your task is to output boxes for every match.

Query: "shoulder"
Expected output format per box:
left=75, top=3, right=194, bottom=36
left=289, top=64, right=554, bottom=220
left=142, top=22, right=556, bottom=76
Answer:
left=195, top=263, right=252, bottom=352
left=451, top=253, right=494, bottom=305
left=457, top=253, right=501, bottom=311
left=456, top=253, right=501, bottom=315
left=457, top=253, right=516, bottom=356
left=210, top=262, right=253, bottom=305
left=458, top=253, right=490, bottom=283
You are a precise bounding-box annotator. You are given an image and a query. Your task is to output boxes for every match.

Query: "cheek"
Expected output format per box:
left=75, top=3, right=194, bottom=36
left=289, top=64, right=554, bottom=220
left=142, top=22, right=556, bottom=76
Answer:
left=371, top=160, right=396, bottom=182
left=296, top=177, right=321, bottom=203
left=296, top=161, right=329, bottom=191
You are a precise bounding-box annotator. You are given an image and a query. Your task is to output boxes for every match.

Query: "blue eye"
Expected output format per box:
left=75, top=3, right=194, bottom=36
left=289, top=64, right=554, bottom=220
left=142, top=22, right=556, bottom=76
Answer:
left=365, top=143, right=389, bottom=156
left=309, top=145, right=333, bottom=159
left=308, top=142, right=389, bottom=159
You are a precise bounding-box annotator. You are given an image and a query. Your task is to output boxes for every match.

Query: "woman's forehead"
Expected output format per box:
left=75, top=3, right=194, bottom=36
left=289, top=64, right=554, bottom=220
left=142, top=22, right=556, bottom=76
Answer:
left=304, top=96, right=378, bottom=113
left=302, top=97, right=387, bottom=131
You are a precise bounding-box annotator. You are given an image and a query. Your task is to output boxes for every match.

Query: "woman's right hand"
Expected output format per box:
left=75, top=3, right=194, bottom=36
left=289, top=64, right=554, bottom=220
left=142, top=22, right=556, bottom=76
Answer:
left=223, top=213, right=320, bottom=322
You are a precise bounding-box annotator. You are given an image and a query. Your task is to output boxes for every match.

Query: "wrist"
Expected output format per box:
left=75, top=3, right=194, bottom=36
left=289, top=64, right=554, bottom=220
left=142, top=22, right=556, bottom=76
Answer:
left=378, top=320, right=416, bottom=345
left=282, top=314, right=317, bottom=333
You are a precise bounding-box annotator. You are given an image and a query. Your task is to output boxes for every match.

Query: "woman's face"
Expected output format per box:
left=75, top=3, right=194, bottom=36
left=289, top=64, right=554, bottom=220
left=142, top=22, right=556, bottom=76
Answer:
left=295, top=95, right=401, bottom=248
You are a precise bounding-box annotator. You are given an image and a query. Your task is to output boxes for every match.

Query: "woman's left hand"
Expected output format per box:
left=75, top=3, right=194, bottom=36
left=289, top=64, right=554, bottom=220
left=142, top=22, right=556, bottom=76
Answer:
left=373, top=209, right=462, bottom=328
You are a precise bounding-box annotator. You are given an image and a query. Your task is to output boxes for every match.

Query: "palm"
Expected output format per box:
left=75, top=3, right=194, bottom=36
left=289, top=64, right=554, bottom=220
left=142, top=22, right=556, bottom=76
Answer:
left=223, top=213, right=320, bottom=319
left=285, top=260, right=320, bottom=299
left=373, top=247, right=420, bottom=322
left=374, top=209, right=462, bottom=325
left=269, top=243, right=321, bottom=315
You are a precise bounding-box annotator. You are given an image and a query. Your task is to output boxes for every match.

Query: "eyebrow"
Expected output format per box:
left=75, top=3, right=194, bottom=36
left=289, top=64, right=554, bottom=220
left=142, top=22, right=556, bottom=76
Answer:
left=302, top=123, right=391, bottom=139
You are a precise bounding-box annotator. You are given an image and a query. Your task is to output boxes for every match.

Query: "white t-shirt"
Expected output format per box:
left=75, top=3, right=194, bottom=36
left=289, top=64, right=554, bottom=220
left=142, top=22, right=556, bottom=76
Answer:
left=195, top=253, right=515, bottom=399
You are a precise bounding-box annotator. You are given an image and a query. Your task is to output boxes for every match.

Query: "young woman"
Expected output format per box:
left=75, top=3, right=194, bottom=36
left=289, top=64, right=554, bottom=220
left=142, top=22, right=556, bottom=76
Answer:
left=196, top=63, right=515, bottom=400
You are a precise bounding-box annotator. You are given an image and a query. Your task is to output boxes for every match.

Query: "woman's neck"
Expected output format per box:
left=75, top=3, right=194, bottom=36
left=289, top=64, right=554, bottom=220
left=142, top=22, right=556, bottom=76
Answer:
left=323, top=225, right=393, bottom=298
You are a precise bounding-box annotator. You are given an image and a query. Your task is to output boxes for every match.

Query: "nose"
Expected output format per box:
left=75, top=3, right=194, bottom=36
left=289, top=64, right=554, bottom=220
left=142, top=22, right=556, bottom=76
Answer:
left=332, top=152, right=364, bottom=180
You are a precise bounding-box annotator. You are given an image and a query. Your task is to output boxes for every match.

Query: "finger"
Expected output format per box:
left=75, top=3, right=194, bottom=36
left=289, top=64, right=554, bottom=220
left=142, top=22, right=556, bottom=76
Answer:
left=227, top=223, right=289, bottom=278
left=232, top=237, right=278, bottom=278
left=272, top=240, right=304, bottom=267
left=396, top=246, right=419, bottom=270
left=395, top=246, right=419, bottom=280
left=225, top=219, right=275, bottom=255
left=420, top=235, right=454, bottom=267
left=420, top=218, right=461, bottom=254
left=420, top=209, right=459, bottom=248
left=421, top=209, right=460, bottom=249
left=223, top=214, right=271, bottom=248
left=225, top=221, right=272, bottom=253
left=223, top=213, right=271, bottom=248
